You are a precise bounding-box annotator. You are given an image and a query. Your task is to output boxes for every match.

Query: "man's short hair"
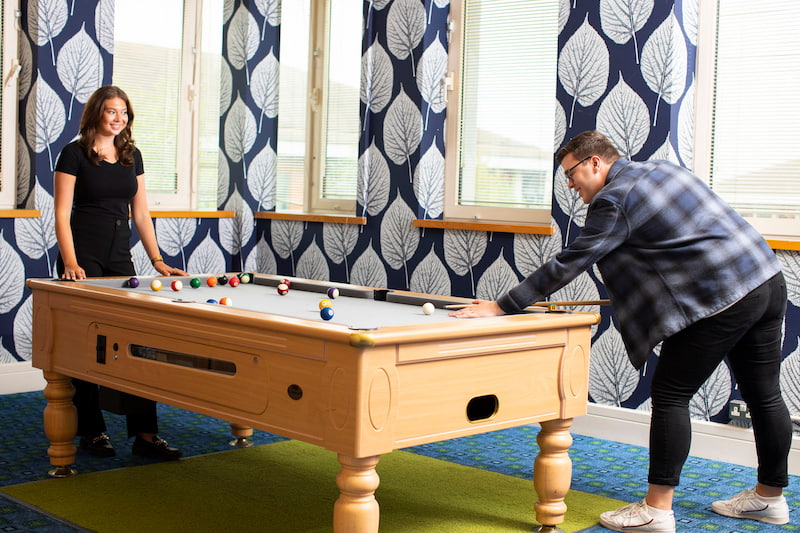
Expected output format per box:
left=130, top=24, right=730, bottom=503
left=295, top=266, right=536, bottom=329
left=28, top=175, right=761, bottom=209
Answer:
left=557, top=130, right=621, bottom=164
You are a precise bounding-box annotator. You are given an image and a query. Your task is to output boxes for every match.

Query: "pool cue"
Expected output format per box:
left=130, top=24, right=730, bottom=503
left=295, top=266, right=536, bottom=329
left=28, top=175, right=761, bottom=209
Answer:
left=445, top=299, right=610, bottom=310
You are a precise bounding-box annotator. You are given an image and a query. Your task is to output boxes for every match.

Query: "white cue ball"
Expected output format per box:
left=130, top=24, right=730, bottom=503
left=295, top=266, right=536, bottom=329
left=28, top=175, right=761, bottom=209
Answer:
left=422, top=302, right=435, bottom=315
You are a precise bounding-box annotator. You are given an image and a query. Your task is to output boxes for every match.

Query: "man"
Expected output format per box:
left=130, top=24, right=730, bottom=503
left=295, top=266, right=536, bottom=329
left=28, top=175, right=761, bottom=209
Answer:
left=451, top=131, right=791, bottom=532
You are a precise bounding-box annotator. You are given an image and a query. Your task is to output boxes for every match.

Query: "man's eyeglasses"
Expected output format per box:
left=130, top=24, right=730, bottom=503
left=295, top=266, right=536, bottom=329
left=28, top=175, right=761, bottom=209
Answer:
left=564, top=156, right=592, bottom=181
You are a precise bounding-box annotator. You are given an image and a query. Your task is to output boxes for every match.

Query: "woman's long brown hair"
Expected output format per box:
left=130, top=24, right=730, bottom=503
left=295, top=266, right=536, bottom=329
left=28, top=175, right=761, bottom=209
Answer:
left=78, top=85, right=137, bottom=167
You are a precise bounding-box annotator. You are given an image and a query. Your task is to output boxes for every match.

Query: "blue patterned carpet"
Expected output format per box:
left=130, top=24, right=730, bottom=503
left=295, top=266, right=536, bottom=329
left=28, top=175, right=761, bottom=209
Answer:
left=1, top=391, right=797, bottom=532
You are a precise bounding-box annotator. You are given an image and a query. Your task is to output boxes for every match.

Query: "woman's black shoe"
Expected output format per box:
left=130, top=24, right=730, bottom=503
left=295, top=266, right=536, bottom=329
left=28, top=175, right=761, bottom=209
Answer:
left=132, top=435, right=182, bottom=461
left=79, top=433, right=116, bottom=457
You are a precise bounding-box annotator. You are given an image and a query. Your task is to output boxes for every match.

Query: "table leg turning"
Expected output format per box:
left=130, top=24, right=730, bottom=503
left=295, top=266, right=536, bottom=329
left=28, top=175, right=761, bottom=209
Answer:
left=42, top=370, right=78, bottom=477
left=533, top=418, right=574, bottom=533
left=334, top=454, right=381, bottom=533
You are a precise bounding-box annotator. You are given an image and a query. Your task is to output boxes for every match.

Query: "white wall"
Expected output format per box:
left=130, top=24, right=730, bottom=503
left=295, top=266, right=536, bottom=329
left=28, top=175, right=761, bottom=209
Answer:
left=573, top=403, right=800, bottom=476
left=0, top=361, right=46, bottom=393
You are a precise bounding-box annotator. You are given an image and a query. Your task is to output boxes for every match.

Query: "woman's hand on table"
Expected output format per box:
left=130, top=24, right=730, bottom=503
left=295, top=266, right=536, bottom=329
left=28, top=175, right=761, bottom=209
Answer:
left=153, top=261, right=188, bottom=277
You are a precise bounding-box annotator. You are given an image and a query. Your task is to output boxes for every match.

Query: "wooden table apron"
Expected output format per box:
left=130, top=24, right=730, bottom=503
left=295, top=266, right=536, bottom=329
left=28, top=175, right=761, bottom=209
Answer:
left=27, top=276, right=600, bottom=533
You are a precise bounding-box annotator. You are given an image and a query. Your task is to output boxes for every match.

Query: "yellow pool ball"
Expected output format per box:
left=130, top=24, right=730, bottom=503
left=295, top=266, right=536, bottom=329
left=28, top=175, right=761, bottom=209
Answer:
left=150, top=279, right=162, bottom=291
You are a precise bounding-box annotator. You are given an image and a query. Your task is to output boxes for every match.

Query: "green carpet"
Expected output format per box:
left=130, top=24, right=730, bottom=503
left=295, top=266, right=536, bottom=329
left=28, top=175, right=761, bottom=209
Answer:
left=2, top=440, right=623, bottom=532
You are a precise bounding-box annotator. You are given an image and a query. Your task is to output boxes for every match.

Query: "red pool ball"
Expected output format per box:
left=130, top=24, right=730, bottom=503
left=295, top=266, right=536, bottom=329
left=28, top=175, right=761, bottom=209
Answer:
left=280, top=278, right=291, bottom=288
left=277, top=283, right=289, bottom=295
left=228, top=276, right=240, bottom=287
left=171, top=280, right=183, bottom=291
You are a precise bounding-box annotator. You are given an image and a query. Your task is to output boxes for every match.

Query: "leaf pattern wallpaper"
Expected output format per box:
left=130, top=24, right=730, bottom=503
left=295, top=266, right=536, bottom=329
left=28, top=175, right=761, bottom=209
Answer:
left=0, top=0, right=798, bottom=433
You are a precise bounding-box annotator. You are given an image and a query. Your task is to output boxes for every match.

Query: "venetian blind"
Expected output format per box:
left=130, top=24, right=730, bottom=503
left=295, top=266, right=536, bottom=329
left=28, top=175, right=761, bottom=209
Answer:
left=457, top=0, right=557, bottom=211
left=0, top=0, right=4, bottom=199
left=319, top=1, right=360, bottom=202
left=112, top=0, right=183, bottom=196
left=196, top=0, right=224, bottom=210
left=275, top=3, right=310, bottom=212
left=709, top=1, right=800, bottom=219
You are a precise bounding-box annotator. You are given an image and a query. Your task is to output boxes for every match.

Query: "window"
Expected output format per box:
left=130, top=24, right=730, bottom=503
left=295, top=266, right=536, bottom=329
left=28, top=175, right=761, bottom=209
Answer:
left=275, top=1, right=361, bottom=214
left=444, top=0, right=559, bottom=225
left=113, top=0, right=222, bottom=210
left=694, top=1, right=800, bottom=238
left=0, top=0, right=20, bottom=209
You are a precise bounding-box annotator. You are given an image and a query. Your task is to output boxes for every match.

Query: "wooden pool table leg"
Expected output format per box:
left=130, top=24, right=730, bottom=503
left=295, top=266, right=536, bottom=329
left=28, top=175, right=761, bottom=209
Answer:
left=42, top=370, right=78, bottom=477
left=333, top=454, right=381, bottom=533
left=533, top=418, right=574, bottom=532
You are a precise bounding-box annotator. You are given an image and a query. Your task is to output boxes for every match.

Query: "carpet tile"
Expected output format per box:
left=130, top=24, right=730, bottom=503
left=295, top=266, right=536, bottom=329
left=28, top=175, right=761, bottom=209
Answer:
left=1, top=392, right=797, bottom=532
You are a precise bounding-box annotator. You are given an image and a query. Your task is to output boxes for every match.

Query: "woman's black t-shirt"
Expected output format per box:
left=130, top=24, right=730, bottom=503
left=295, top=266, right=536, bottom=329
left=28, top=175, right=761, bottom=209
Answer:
left=55, top=140, right=144, bottom=219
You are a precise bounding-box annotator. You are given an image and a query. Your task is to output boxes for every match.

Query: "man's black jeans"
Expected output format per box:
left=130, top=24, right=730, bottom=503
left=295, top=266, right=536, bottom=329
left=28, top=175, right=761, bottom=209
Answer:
left=649, top=272, right=790, bottom=488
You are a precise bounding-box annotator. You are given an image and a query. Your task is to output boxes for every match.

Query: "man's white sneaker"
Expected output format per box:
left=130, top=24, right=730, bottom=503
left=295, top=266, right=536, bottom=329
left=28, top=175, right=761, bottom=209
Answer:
left=599, top=499, right=676, bottom=532
left=711, top=488, right=789, bottom=525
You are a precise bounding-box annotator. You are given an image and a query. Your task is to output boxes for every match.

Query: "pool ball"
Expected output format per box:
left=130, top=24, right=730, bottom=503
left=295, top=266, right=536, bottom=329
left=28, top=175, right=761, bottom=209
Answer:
left=150, top=279, right=162, bottom=291
left=190, top=277, right=202, bottom=288
left=206, top=276, right=218, bottom=287
left=318, top=299, right=333, bottom=310
left=320, top=306, right=334, bottom=320
left=219, top=297, right=232, bottom=306
left=327, top=287, right=339, bottom=299
left=422, top=302, right=435, bottom=315
left=217, top=275, right=228, bottom=285
left=277, top=283, right=289, bottom=295
left=280, top=278, right=291, bottom=288
left=171, top=280, right=183, bottom=291
left=206, top=299, right=218, bottom=304
left=128, top=277, right=140, bottom=288
left=238, top=273, right=251, bottom=284
left=228, top=276, right=240, bottom=287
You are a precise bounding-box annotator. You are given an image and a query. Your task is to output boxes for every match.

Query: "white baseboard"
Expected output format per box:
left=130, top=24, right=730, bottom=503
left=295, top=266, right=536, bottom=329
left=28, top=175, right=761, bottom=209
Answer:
left=0, top=362, right=46, bottom=394
left=572, top=403, right=800, bottom=476
left=2, top=365, right=798, bottom=476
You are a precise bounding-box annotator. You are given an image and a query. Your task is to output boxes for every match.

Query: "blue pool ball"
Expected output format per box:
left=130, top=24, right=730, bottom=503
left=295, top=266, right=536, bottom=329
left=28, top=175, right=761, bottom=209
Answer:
left=320, top=307, right=334, bottom=321
left=128, top=277, right=139, bottom=288
left=206, top=299, right=218, bottom=304
left=327, top=287, right=339, bottom=299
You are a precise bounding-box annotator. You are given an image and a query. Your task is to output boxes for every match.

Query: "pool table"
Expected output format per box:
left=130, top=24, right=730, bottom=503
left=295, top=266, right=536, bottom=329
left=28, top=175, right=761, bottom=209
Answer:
left=28, top=273, right=600, bottom=533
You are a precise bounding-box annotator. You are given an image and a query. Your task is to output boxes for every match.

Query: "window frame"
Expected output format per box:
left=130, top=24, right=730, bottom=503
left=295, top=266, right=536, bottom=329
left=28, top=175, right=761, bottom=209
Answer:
left=0, top=0, right=20, bottom=209
left=113, top=0, right=213, bottom=211
left=278, top=0, right=357, bottom=216
left=443, top=0, right=557, bottom=226
left=693, top=0, right=800, bottom=239
left=141, top=0, right=200, bottom=210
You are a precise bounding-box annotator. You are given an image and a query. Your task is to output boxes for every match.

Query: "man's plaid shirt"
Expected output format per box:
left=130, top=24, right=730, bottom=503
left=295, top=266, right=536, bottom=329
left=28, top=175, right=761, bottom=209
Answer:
left=498, top=159, right=781, bottom=369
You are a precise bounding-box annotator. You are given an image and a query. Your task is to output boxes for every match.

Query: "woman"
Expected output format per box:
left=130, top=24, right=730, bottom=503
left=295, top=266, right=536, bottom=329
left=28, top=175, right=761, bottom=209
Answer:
left=54, top=85, right=186, bottom=461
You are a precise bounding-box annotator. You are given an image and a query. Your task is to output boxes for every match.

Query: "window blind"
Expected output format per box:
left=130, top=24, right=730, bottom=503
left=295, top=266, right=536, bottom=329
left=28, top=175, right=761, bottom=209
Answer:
left=275, top=2, right=310, bottom=212
left=458, top=0, right=558, bottom=210
left=320, top=1, right=361, bottom=202
left=709, top=1, right=800, bottom=219
left=113, top=0, right=183, bottom=196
